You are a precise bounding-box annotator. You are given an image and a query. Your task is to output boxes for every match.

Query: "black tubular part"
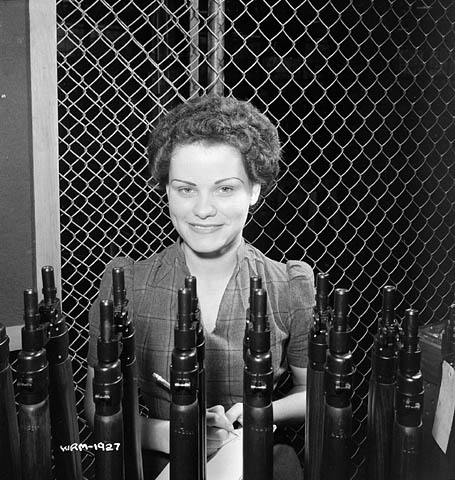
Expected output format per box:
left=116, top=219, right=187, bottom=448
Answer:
left=185, top=276, right=206, bottom=480
left=308, top=272, right=330, bottom=372
left=381, top=285, right=396, bottom=327
left=39, top=267, right=63, bottom=333
left=243, top=281, right=273, bottom=480
left=17, top=291, right=49, bottom=405
left=330, top=288, right=350, bottom=355
left=371, top=285, right=401, bottom=384
left=178, top=288, right=192, bottom=330
left=400, top=309, right=421, bottom=375
left=184, top=276, right=199, bottom=318
left=112, top=267, right=126, bottom=308
left=21, top=289, right=47, bottom=356
left=395, top=308, right=423, bottom=428
left=46, top=317, right=69, bottom=364
left=249, top=289, right=270, bottom=354
left=23, top=289, right=41, bottom=332
left=94, top=303, right=123, bottom=417
left=175, top=288, right=196, bottom=350
left=249, top=276, right=262, bottom=318
left=100, top=300, right=113, bottom=342
left=41, top=265, right=57, bottom=305
left=98, top=300, right=121, bottom=364
left=244, top=276, right=262, bottom=363
left=325, top=288, right=354, bottom=408
left=315, top=272, right=330, bottom=314
left=252, top=289, right=267, bottom=332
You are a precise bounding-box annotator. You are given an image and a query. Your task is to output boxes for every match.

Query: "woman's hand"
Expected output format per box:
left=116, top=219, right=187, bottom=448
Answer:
left=206, top=405, right=235, bottom=456
left=226, top=402, right=243, bottom=427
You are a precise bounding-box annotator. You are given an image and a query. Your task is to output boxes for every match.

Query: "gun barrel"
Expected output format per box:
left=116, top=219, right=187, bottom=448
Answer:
left=49, top=358, right=83, bottom=480
left=243, top=404, right=274, bottom=480
left=39, top=267, right=83, bottom=480
left=178, top=288, right=192, bottom=331
left=315, top=272, right=330, bottom=314
left=18, top=400, right=52, bottom=480
left=170, top=286, right=199, bottom=480
left=381, top=285, right=395, bottom=327
left=322, top=288, right=354, bottom=480
left=94, top=410, right=125, bottom=480
left=23, top=289, right=41, bottom=332
left=248, top=289, right=270, bottom=354
left=391, top=422, right=423, bottom=479
left=367, top=381, right=395, bottom=480
left=322, top=403, right=352, bottom=480
left=113, top=268, right=144, bottom=480
left=305, top=272, right=330, bottom=480
left=170, top=401, right=199, bottom=480
left=17, top=289, right=52, bottom=480
left=94, top=300, right=124, bottom=480
left=391, top=309, right=423, bottom=479
left=243, top=287, right=273, bottom=480
left=112, top=267, right=126, bottom=308
left=0, top=324, right=21, bottom=480
left=244, top=276, right=262, bottom=362
left=41, top=265, right=57, bottom=305
left=185, top=275, right=206, bottom=480
left=367, top=285, right=401, bottom=480
left=305, top=366, right=325, bottom=480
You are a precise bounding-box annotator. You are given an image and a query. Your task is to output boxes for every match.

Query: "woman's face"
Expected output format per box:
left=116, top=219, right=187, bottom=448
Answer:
left=166, top=142, right=260, bottom=258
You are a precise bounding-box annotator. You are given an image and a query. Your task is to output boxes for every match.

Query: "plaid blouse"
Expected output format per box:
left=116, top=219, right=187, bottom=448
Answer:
left=87, top=239, right=315, bottom=420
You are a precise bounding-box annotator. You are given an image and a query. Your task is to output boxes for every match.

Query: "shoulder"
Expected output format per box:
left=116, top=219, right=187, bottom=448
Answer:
left=243, top=243, right=315, bottom=311
left=99, top=242, right=182, bottom=292
left=244, top=242, right=314, bottom=284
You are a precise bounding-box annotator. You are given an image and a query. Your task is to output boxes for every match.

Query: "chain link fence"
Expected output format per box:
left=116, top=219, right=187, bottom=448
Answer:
left=56, top=0, right=455, bottom=478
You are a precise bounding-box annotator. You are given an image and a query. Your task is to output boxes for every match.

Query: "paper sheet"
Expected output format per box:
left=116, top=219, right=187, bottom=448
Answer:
left=156, top=429, right=243, bottom=480
left=432, top=360, right=455, bottom=453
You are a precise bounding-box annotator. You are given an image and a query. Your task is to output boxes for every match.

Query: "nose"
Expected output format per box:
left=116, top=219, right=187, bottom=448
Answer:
left=192, top=192, right=217, bottom=219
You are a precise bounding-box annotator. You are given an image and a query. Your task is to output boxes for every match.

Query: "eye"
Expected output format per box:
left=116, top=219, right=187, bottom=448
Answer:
left=217, top=185, right=235, bottom=195
left=178, top=186, right=195, bottom=196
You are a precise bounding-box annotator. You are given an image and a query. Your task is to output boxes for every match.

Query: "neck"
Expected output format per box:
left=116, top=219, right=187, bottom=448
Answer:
left=182, top=238, right=241, bottom=279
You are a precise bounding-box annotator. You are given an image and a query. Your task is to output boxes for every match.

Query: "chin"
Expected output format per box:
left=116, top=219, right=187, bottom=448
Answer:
left=183, top=235, right=238, bottom=257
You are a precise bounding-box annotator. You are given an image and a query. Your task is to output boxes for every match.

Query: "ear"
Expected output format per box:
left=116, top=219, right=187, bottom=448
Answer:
left=250, top=183, right=261, bottom=206
left=165, top=183, right=170, bottom=197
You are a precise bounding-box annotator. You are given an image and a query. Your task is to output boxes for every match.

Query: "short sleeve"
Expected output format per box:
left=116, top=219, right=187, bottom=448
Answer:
left=285, top=260, right=315, bottom=368
left=87, top=257, right=134, bottom=368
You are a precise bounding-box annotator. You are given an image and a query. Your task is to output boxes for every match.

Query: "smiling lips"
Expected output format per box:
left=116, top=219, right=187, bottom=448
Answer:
left=189, top=223, right=223, bottom=233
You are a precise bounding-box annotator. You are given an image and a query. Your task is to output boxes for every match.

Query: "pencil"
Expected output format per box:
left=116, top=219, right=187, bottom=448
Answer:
left=152, top=372, right=171, bottom=392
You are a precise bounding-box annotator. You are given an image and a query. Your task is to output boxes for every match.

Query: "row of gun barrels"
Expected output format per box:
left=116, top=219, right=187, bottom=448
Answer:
left=0, top=269, right=275, bottom=480
left=306, top=273, right=427, bottom=480
left=1, top=268, right=436, bottom=480
left=0, top=267, right=82, bottom=480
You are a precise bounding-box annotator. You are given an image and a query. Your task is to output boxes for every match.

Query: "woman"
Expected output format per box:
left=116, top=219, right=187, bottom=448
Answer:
left=84, top=95, right=315, bottom=479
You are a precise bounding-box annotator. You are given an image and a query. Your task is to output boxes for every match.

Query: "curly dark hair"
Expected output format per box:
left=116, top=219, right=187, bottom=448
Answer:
left=147, top=95, right=281, bottom=195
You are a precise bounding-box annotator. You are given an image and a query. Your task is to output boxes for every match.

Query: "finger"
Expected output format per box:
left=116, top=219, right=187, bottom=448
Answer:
left=225, top=404, right=243, bottom=424
left=207, top=426, right=230, bottom=444
left=206, top=409, right=234, bottom=432
left=207, top=405, right=225, bottom=415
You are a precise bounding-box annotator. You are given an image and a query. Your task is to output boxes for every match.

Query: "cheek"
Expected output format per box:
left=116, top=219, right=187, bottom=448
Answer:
left=221, top=198, right=250, bottom=221
left=167, top=193, right=187, bottom=216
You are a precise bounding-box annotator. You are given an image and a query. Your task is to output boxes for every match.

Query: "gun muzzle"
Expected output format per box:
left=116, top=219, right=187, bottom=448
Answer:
left=381, top=285, right=395, bottom=327
left=112, top=267, right=127, bottom=308
left=41, top=265, right=57, bottom=305
left=315, top=272, right=330, bottom=315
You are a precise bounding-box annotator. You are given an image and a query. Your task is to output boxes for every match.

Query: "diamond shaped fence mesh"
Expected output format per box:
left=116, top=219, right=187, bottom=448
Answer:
left=56, top=1, right=455, bottom=478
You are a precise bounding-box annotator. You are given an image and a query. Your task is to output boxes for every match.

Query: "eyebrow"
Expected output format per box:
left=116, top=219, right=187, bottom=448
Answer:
left=170, top=177, right=244, bottom=185
left=170, top=179, right=197, bottom=186
left=215, top=177, right=244, bottom=184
